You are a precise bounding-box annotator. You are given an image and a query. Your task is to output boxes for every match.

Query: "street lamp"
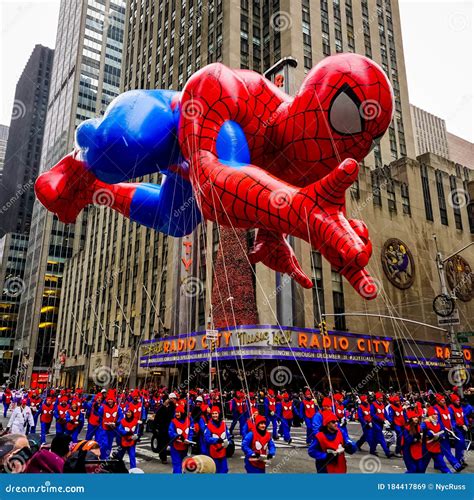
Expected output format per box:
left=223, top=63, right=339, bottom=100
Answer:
left=432, top=235, right=473, bottom=397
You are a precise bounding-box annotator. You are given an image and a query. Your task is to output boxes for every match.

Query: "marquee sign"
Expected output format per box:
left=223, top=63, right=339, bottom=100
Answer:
left=139, top=325, right=471, bottom=369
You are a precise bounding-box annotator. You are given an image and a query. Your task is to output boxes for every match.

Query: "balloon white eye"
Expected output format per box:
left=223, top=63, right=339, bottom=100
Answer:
left=329, top=85, right=363, bottom=135
left=255, top=441, right=262, bottom=451
left=177, top=428, right=183, bottom=435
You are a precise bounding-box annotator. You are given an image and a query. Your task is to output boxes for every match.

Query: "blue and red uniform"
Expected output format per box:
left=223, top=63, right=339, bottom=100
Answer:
left=204, top=408, right=231, bottom=473
left=401, top=411, right=426, bottom=473
left=422, top=407, right=451, bottom=473
left=356, top=395, right=373, bottom=451
left=169, top=406, right=194, bottom=474
left=370, top=393, right=391, bottom=457
left=241, top=416, right=276, bottom=474
left=449, top=394, right=468, bottom=464
left=116, top=415, right=140, bottom=469
left=308, top=411, right=356, bottom=473
left=39, top=398, right=55, bottom=444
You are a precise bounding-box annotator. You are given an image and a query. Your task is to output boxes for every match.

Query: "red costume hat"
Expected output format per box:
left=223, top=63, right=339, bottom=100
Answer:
left=59, top=396, right=68, bottom=404
left=175, top=405, right=185, bottom=414
left=321, top=397, right=332, bottom=408
left=281, top=392, right=289, bottom=399
left=267, top=389, right=274, bottom=396
left=322, top=411, right=338, bottom=426
left=255, top=415, right=267, bottom=427
left=359, top=395, right=368, bottom=403
left=304, top=390, right=312, bottom=398
left=450, top=394, right=460, bottom=403
left=131, top=389, right=141, bottom=398
left=427, top=407, right=437, bottom=417
left=406, top=410, right=419, bottom=420
left=211, top=405, right=221, bottom=414
left=375, top=392, right=384, bottom=400
left=105, top=389, right=116, bottom=401
left=334, top=393, right=343, bottom=402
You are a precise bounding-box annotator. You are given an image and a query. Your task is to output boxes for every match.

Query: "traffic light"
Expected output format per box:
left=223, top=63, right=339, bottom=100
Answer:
left=319, top=320, right=328, bottom=336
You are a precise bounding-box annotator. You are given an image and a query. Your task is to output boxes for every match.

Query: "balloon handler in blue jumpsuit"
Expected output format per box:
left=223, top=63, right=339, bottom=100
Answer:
left=241, top=415, right=276, bottom=473
left=203, top=406, right=232, bottom=473
left=115, top=408, right=140, bottom=469
left=168, top=405, right=194, bottom=474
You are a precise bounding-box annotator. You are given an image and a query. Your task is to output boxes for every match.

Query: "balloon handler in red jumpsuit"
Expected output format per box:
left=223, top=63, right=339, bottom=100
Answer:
left=35, top=54, right=393, bottom=300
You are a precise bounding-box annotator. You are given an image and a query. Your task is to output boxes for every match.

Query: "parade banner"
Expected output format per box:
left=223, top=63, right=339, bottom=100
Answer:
left=139, top=325, right=472, bottom=369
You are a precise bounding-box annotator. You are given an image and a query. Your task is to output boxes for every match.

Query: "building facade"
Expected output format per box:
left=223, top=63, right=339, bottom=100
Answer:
left=0, top=125, right=9, bottom=185
left=447, top=132, right=474, bottom=171
left=53, top=0, right=472, bottom=391
left=0, top=233, right=28, bottom=381
left=13, top=0, right=126, bottom=386
left=0, top=46, right=53, bottom=237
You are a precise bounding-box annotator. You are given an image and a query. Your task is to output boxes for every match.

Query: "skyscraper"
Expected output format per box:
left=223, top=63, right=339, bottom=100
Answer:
left=0, top=125, right=9, bottom=185
left=13, top=0, right=126, bottom=386
left=0, top=45, right=53, bottom=237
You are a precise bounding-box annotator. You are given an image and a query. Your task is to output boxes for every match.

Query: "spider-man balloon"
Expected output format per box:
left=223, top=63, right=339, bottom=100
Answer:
left=35, top=53, right=393, bottom=299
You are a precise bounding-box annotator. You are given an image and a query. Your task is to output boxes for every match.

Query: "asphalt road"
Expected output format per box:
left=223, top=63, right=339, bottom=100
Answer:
left=3, top=411, right=469, bottom=474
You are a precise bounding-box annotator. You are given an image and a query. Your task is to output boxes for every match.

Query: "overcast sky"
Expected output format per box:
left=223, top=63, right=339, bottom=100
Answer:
left=0, top=0, right=472, bottom=141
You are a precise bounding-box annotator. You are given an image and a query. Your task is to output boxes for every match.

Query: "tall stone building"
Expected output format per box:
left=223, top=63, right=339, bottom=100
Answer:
left=0, top=45, right=53, bottom=237
left=53, top=0, right=472, bottom=390
left=13, top=0, right=126, bottom=386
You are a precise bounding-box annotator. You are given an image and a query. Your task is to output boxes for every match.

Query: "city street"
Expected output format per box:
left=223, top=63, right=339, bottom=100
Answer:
left=1, top=412, right=463, bottom=474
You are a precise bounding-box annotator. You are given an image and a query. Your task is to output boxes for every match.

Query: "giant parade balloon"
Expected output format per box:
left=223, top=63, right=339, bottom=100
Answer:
left=35, top=53, right=394, bottom=299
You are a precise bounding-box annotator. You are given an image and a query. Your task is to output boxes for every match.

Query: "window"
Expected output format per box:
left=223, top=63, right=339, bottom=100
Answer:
left=421, top=164, right=433, bottom=221
left=311, top=251, right=325, bottom=325
left=449, top=175, right=463, bottom=230
left=387, top=180, right=396, bottom=212
left=401, top=183, right=411, bottom=215
left=371, top=171, right=382, bottom=207
left=435, top=170, right=448, bottom=226
left=332, top=271, right=346, bottom=331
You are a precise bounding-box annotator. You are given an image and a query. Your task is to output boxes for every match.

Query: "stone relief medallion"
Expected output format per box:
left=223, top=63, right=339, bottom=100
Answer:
left=445, top=255, right=472, bottom=302
left=381, top=238, right=415, bottom=290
